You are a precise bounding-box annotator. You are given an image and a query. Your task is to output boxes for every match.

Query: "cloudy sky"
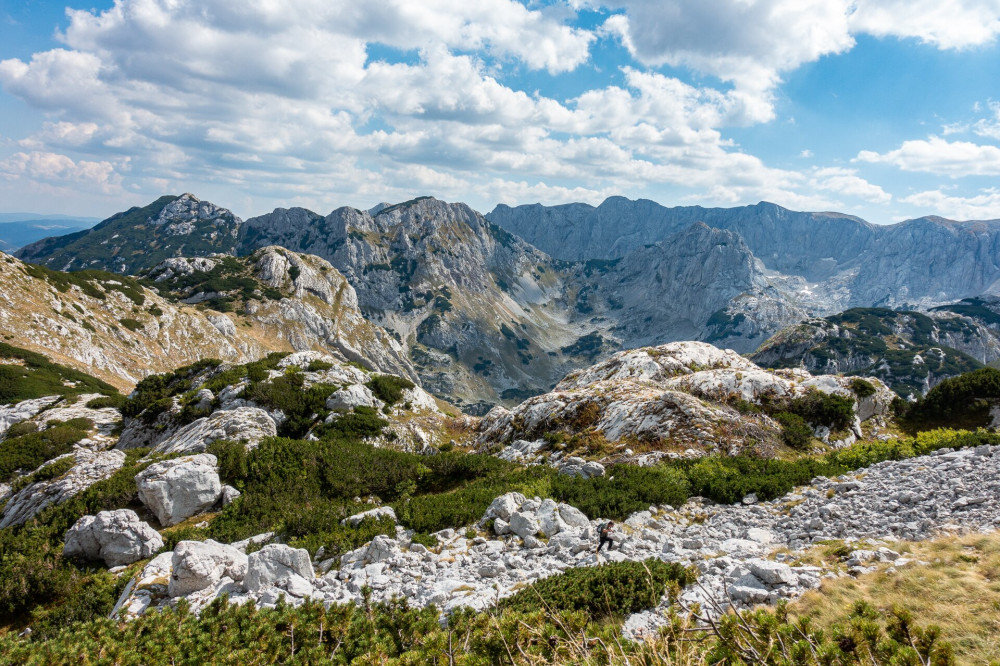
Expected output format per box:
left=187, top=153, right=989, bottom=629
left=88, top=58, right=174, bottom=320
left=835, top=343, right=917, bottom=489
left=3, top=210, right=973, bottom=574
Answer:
left=2, top=0, right=1000, bottom=223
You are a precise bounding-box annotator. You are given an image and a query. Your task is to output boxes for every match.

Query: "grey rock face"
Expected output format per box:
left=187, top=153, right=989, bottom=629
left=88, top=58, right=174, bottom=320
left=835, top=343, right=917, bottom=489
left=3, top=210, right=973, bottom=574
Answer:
left=63, top=509, right=163, bottom=567
left=245, top=544, right=315, bottom=592
left=1, top=449, right=127, bottom=529
left=169, top=540, right=248, bottom=597
left=145, top=407, right=278, bottom=455
left=135, top=454, right=222, bottom=527
left=490, top=197, right=1000, bottom=312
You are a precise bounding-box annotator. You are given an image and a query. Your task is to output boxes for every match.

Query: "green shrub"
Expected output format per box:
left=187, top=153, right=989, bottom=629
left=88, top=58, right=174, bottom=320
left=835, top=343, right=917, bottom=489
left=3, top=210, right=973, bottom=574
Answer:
left=550, top=464, right=690, bottom=519
left=502, top=559, right=694, bottom=620
left=850, top=377, right=877, bottom=398
left=307, top=360, right=334, bottom=372
left=244, top=373, right=335, bottom=438
left=313, top=405, right=388, bottom=441
left=783, top=389, right=855, bottom=431
left=85, top=394, right=126, bottom=410
left=774, top=411, right=813, bottom=450
left=0, top=421, right=91, bottom=482
left=365, top=374, right=416, bottom=406
left=906, top=367, right=1000, bottom=429
left=0, top=342, right=119, bottom=405
left=118, top=317, right=143, bottom=332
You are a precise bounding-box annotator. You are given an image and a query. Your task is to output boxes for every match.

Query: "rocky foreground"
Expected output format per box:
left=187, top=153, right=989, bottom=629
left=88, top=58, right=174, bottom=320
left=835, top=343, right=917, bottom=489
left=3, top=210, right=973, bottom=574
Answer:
left=103, top=441, right=1000, bottom=631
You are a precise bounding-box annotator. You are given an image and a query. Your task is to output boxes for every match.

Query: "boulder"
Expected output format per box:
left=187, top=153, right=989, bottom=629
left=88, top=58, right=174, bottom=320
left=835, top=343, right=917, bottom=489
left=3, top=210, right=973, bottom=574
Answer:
left=168, top=540, right=248, bottom=597
left=482, top=492, right=526, bottom=523
left=341, top=506, right=397, bottom=527
left=748, top=559, right=796, bottom=586
left=364, top=535, right=400, bottom=563
left=220, top=485, right=241, bottom=507
left=557, top=503, right=591, bottom=530
left=326, top=385, right=379, bottom=411
left=508, top=511, right=540, bottom=539
left=150, top=407, right=277, bottom=455
left=245, top=544, right=315, bottom=592
left=63, top=509, right=163, bottom=567
left=135, top=454, right=222, bottom=526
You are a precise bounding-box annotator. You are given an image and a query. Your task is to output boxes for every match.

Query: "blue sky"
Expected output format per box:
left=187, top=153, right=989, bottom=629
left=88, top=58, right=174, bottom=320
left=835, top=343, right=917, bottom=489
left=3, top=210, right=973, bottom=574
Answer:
left=1, top=0, right=1000, bottom=224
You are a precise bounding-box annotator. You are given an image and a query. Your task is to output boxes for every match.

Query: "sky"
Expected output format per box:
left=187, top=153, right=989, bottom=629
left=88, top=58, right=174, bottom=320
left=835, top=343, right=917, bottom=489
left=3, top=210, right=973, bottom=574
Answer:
left=1, top=1, right=1000, bottom=223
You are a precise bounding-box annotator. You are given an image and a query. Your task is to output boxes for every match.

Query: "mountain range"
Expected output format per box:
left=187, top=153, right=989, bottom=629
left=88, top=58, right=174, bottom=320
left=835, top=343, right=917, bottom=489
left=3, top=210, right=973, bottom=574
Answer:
left=16, top=192, right=1000, bottom=407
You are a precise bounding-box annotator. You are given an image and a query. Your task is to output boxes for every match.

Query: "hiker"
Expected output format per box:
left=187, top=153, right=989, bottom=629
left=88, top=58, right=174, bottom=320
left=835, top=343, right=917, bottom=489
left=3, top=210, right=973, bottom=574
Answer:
left=596, top=520, right=616, bottom=553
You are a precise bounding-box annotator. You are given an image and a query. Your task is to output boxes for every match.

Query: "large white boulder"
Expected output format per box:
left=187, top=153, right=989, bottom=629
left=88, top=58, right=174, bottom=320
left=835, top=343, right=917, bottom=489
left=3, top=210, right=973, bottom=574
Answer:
left=341, top=506, right=397, bottom=527
left=508, top=511, right=540, bottom=539
left=63, top=509, right=163, bottom=567
left=168, top=539, right=248, bottom=597
left=152, top=407, right=277, bottom=455
left=482, top=492, right=526, bottom=523
left=245, top=544, right=315, bottom=592
left=326, top=385, right=379, bottom=411
left=135, top=454, right=222, bottom=527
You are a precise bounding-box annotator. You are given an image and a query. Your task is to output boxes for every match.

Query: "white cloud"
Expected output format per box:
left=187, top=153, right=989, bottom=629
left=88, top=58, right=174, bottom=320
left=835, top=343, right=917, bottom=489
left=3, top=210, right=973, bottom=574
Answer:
left=602, top=0, right=855, bottom=95
left=849, top=0, right=1000, bottom=50
left=809, top=167, right=891, bottom=204
left=0, top=151, right=123, bottom=194
left=902, top=188, right=1000, bottom=219
left=973, top=101, right=1000, bottom=140
left=601, top=0, right=1000, bottom=113
left=856, top=136, right=1000, bottom=176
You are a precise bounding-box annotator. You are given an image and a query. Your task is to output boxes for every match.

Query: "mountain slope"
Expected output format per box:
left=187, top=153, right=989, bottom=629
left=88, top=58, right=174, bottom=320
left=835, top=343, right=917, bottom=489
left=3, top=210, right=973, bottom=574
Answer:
left=17, top=194, right=242, bottom=274
left=0, top=219, right=93, bottom=251
left=489, top=197, right=1000, bottom=310
left=750, top=306, right=1000, bottom=397
left=10, top=194, right=814, bottom=407
left=0, top=248, right=413, bottom=390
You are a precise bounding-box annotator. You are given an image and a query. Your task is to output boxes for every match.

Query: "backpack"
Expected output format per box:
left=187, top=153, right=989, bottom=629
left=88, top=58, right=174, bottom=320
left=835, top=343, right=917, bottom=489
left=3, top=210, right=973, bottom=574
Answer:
left=599, top=522, right=612, bottom=538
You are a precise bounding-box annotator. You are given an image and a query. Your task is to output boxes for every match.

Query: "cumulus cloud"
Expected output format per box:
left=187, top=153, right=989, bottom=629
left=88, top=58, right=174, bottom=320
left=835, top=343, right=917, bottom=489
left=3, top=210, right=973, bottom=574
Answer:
left=1, top=0, right=995, bottom=217
left=856, top=136, right=1000, bottom=176
left=0, top=151, right=123, bottom=194
left=810, top=167, right=892, bottom=204
left=602, top=0, right=1000, bottom=110
left=902, top=188, right=1000, bottom=219
left=602, top=0, right=854, bottom=95
left=849, top=0, right=1000, bottom=49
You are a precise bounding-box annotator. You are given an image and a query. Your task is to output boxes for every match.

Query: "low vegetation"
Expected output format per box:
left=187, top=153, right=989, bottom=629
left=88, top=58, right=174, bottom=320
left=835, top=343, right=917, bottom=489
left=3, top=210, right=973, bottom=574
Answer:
left=791, top=531, right=1000, bottom=664
left=0, top=418, right=92, bottom=483
left=0, top=590, right=957, bottom=664
left=0, top=342, right=120, bottom=405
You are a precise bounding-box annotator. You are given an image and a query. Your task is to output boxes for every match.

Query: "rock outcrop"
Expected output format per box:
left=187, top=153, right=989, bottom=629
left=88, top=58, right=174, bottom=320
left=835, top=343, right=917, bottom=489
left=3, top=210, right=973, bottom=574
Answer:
left=477, top=341, right=894, bottom=455
left=135, top=454, right=222, bottom=527
left=62, top=509, right=163, bottom=567
left=169, top=540, right=248, bottom=597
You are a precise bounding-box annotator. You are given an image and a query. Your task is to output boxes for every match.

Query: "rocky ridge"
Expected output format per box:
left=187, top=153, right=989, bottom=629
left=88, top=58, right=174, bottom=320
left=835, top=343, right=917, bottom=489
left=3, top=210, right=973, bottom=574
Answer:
left=488, top=197, right=1000, bottom=311
left=477, top=341, right=895, bottom=460
left=15, top=195, right=811, bottom=407
left=752, top=306, right=1000, bottom=398
left=0, top=245, right=413, bottom=391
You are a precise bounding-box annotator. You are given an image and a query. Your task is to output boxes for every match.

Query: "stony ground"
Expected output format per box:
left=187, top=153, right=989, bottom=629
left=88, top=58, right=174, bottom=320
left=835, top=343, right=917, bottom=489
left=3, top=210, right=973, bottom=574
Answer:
left=113, top=441, right=1000, bottom=633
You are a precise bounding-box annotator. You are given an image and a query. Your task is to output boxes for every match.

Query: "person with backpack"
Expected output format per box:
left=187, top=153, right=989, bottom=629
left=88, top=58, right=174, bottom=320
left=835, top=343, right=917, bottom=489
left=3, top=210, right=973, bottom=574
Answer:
left=596, top=520, right=616, bottom=553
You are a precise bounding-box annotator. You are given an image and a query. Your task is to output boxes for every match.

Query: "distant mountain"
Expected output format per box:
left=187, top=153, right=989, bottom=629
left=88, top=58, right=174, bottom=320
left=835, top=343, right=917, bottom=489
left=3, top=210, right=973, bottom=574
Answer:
left=488, top=198, right=1000, bottom=311
left=0, top=217, right=97, bottom=251
left=17, top=195, right=242, bottom=273
left=750, top=302, right=1000, bottom=398
left=16, top=194, right=795, bottom=409
left=0, top=212, right=101, bottom=223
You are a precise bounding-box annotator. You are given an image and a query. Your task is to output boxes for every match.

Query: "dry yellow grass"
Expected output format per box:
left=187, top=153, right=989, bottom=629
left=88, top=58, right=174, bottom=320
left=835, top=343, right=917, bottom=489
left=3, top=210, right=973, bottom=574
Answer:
left=789, top=532, right=1000, bottom=664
